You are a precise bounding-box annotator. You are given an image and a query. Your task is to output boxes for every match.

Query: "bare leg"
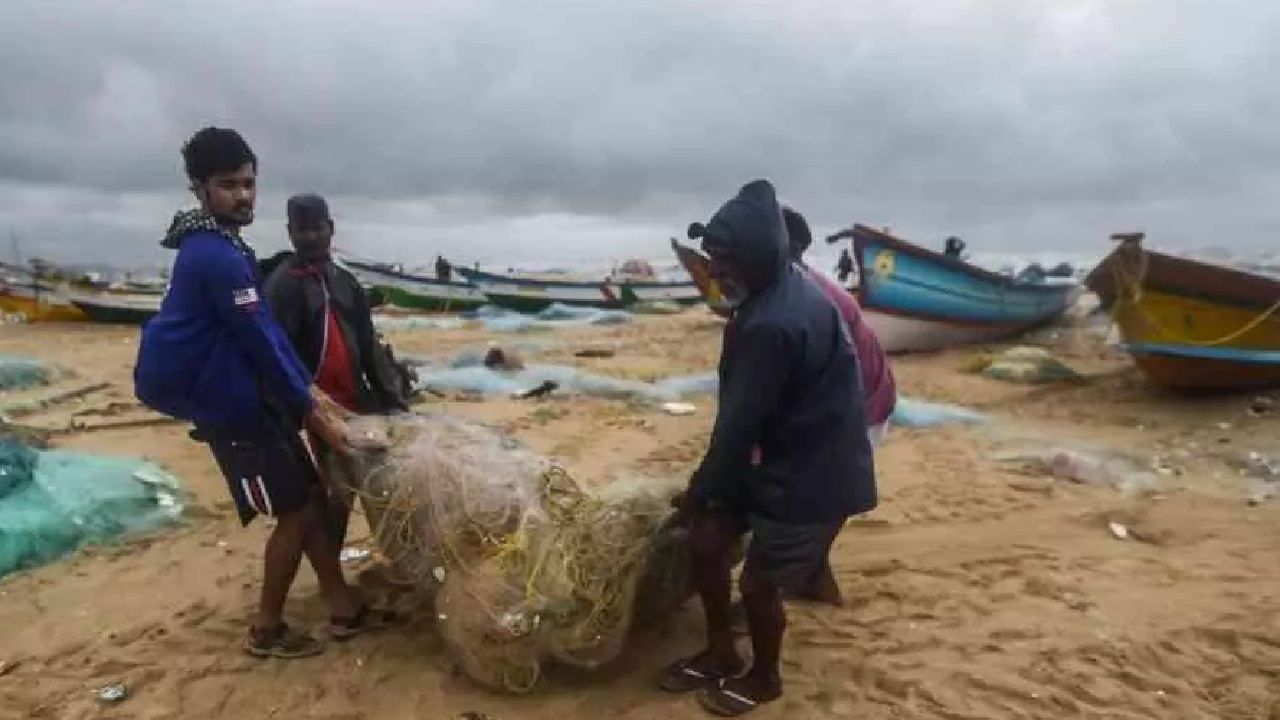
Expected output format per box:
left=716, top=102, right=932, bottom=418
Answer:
left=301, top=490, right=359, bottom=619
left=688, top=511, right=745, bottom=674
left=737, top=566, right=785, bottom=699
left=257, top=507, right=310, bottom=629
left=792, top=558, right=844, bottom=606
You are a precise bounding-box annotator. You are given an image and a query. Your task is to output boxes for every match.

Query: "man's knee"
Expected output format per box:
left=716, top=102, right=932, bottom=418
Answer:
left=739, top=567, right=779, bottom=602
left=688, top=513, right=736, bottom=561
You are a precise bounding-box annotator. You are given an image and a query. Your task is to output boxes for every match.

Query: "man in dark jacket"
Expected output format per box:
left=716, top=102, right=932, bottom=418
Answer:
left=265, top=193, right=408, bottom=546
left=134, top=128, right=388, bottom=660
left=661, top=180, right=876, bottom=716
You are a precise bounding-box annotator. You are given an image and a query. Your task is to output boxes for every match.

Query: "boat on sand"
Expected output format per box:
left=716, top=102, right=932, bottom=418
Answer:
left=1086, top=232, right=1280, bottom=391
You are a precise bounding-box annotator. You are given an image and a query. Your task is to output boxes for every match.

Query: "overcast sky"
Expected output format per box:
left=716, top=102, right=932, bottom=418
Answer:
left=2, top=0, right=1278, bottom=269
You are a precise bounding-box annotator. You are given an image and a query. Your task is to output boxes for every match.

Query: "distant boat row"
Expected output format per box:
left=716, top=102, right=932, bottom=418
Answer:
left=341, top=257, right=703, bottom=313
left=1, top=264, right=164, bottom=325
left=5, top=255, right=706, bottom=326
left=675, top=224, right=1279, bottom=392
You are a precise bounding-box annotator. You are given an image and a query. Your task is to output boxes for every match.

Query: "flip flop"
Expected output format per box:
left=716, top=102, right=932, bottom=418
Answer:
left=696, top=678, right=780, bottom=717
left=659, top=654, right=736, bottom=693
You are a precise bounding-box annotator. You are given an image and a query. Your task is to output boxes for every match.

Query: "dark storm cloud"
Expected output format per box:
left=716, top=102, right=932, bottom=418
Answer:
left=1, top=0, right=1279, bottom=265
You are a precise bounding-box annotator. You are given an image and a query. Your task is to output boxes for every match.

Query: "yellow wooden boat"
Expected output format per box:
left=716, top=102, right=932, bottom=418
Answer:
left=670, top=238, right=731, bottom=317
left=0, top=280, right=86, bottom=322
left=1086, top=233, right=1280, bottom=391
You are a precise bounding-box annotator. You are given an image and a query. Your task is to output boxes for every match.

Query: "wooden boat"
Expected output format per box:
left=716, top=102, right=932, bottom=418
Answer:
left=66, top=288, right=162, bottom=325
left=456, top=267, right=703, bottom=312
left=670, top=239, right=731, bottom=317
left=0, top=276, right=85, bottom=322
left=846, top=225, right=1080, bottom=353
left=1086, top=232, right=1280, bottom=391
left=341, top=258, right=486, bottom=312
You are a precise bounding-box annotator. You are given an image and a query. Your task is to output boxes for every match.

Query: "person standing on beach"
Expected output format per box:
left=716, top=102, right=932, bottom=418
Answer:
left=661, top=180, right=877, bottom=716
left=783, top=206, right=896, bottom=448
left=134, top=128, right=391, bottom=659
left=264, top=193, right=408, bottom=546
left=835, top=248, right=855, bottom=284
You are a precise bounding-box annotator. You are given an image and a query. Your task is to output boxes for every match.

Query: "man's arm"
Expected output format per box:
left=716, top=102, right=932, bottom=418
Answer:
left=202, top=240, right=314, bottom=422
left=688, top=323, right=791, bottom=506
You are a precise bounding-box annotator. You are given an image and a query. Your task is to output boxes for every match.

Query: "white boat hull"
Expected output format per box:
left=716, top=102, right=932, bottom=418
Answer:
left=865, top=309, right=1044, bottom=353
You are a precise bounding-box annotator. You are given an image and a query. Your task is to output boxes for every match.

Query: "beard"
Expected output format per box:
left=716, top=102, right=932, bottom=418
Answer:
left=215, top=204, right=255, bottom=227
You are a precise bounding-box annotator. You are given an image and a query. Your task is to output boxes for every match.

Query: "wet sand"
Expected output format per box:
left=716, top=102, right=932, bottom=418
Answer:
left=1, top=310, right=1279, bottom=719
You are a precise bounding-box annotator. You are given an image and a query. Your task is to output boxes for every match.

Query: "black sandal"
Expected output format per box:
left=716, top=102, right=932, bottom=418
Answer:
left=696, top=677, right=781, bottom=717
left=327, top=604, right=397, bottom=641
left=659, top=653, right=741, bottom=693
left=244, top=623, right=323, bottom=659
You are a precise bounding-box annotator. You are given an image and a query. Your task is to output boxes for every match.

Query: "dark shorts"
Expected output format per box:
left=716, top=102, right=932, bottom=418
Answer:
left=206, top=430, right=321, bottom=526
left=742, top=514, right=844, bottom=594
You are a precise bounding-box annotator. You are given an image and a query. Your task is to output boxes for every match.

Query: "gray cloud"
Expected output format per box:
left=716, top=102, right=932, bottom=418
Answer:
left=2, top=0, right=1279, bottom=267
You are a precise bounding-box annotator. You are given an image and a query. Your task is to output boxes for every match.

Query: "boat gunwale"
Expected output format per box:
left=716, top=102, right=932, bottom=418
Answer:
left=1123, top=341, right=1280, bottom=364
left=341, top=258, right=482, bottom=291
left=1085, top=241, right=1280, bottom=311
left=850, top=225, right=1080, bottom=295
left=457, top=267, right=698, bottom=291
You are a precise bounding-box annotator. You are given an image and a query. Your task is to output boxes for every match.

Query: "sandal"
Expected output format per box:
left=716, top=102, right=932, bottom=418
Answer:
left=659, top=653, right=742, bottom=693
left=244, top=623, right=323, bottom=659
left=327, top=603, right=397, bottom=641
left=696, top=677, right=781, bottom=717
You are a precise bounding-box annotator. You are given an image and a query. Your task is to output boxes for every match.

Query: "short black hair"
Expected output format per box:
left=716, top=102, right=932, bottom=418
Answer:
left=181, top=127, right=257, bottom=183
left=782, top=205, right=812, bottom=259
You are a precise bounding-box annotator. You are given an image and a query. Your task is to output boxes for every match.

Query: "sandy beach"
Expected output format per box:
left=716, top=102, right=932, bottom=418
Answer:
left=2, top=309, right=1279, bottom=720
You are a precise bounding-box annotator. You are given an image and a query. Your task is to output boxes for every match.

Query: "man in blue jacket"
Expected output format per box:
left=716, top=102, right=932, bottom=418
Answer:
left=135, top=127, right=389, bottom=659
left=661, top=180, right=876, bottom=716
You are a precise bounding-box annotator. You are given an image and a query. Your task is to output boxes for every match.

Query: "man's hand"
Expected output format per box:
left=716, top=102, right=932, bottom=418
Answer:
left=305, top=388, right=348, bottom=450
left=667, top=489, right=694, bottom=529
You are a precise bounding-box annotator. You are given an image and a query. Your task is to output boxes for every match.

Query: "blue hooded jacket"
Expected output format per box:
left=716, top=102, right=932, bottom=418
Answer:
left=134, top=210, right=314, bottom=439
left=688, top=180, right=876, bottom=523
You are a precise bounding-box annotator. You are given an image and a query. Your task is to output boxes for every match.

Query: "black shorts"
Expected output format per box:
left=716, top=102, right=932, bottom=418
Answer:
left=742, top=514, right=843, bottom=594
left=206, top=431, right=321, bottom=526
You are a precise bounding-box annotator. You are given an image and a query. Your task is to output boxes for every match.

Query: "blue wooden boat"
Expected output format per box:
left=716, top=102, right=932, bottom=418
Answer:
left=843, top=225, right=1080, bottom=352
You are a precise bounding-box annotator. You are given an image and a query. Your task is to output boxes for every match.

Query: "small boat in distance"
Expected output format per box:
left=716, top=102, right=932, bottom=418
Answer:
left=0, top=263, right=85, bottom=322
left=1086, top=232, right=1280, bottom=391
left=456, top=267, right=703, bottom=313
left=340, top=257, right=487, bottom=312
left=65, top=286, right=162, bottom=325
left=839, top=225, right=1080, bottom=353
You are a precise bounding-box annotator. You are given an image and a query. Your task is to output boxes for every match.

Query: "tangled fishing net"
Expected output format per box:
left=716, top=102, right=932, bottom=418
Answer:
left=331, top=412, right=694, bottom=693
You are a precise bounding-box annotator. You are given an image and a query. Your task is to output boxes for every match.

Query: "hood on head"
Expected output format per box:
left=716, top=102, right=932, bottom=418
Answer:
left=687, top=179, right=789, bottom=293
left=162, top=208, right=229, bottom=249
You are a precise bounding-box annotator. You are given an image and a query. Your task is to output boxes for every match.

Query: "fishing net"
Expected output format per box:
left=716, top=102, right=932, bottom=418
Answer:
left=0, top=355, right=51, bottom=392
left=334, top=412, right=694, bottom=692
left=0, top=437, right=187, bottom=579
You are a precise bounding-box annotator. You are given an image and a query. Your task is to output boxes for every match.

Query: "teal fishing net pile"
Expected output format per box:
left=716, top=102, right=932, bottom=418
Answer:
left=0, top=439, right=186, bottom=579
left=0, top=355, right=51, bottom=392
left=416, top=365, right=717, bottom=401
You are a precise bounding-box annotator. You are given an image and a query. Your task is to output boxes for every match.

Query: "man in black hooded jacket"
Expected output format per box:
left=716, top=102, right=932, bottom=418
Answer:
left=264, top=194, right=408, bottom=546
left=661, top=180, right=876, bottom=716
